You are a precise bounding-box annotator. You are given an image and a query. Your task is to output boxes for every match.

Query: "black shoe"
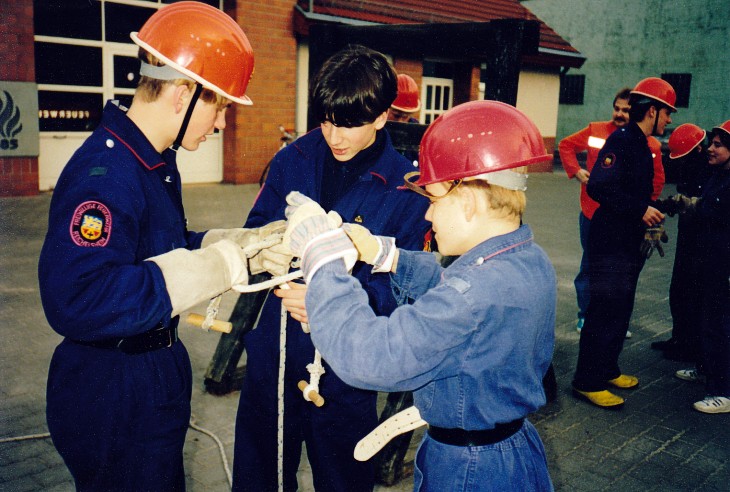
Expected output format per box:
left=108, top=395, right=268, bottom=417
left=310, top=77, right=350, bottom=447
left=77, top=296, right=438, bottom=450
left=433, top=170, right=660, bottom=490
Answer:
left=650, top=338, right=676, bottom=351
left=663, top=348, right=697, bottom=363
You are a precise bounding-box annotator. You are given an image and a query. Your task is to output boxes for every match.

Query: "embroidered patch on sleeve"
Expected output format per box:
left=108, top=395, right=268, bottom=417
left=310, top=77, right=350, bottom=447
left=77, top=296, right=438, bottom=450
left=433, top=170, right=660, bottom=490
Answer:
left=600, top=153, right=617, bottom=169
left=70, top=201, right=112, bottom=247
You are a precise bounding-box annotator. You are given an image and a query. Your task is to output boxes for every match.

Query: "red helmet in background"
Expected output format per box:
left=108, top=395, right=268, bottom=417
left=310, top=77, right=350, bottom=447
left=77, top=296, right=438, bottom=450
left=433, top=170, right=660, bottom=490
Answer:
left=630, top=77, right=677, bottom=112
left=414, top=100, right=550, bottom=188
left=712, top=120, right=730, bottom=139
left=391, top=74, right=421, bottom=113
left=668, top=123, right=705, bottom=159
left=130, top=1, right=254, bottom=105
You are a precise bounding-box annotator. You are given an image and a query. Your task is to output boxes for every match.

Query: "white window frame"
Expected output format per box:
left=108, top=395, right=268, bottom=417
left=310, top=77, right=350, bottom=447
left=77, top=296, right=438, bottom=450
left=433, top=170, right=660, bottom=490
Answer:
left=420, top=77, right=454, bottom=124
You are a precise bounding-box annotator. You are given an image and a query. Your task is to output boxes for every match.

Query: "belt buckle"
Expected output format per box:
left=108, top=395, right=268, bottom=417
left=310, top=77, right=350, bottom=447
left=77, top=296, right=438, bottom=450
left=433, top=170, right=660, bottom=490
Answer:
left=165, top=327, right=173, bottom=348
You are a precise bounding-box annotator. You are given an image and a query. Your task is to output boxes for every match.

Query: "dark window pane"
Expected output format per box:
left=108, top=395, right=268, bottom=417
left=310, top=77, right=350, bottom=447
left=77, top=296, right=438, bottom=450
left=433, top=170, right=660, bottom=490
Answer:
left=114, top=56, right=141, bottom=89
left=443, top=87, right=451, bottom=110
left=114, top=94, right=135, bottom=110
left=38, top=91, right=103, bottom=132
left=35, top=43, right=102, bottom=86
left=34, top=0, right=101, bottom=40
left=434, top=87, right=442, bottom=110
left=426, top=86, right=433, bottom=110
left=560, top=74, right=585, bottom=105
left=661, top=73, right=691, bottom=108
left=105, top=3, right=156, bottom=43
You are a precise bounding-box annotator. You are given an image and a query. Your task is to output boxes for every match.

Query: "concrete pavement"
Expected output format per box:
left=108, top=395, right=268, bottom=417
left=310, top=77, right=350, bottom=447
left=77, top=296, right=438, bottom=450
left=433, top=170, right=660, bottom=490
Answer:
left=1, top=170, right=728, bottom=491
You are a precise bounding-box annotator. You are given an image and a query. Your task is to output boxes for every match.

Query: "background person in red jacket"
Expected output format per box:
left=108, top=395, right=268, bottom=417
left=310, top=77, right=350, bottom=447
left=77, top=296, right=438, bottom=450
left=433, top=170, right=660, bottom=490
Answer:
left=559, top=87, right=665, bottom=335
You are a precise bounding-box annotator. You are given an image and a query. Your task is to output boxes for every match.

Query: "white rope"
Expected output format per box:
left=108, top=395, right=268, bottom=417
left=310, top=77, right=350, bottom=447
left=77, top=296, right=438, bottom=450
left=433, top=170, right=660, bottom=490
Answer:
left=188, top=414, right=232, bottom=487
left=277, top=286, right=288, bottom=492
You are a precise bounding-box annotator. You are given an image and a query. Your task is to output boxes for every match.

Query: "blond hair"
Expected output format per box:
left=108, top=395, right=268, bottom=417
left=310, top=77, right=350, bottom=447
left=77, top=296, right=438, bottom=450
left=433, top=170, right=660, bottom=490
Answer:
left=460, top=167, right=527, bottom=219
left=135, top=49, right=229, bottom=110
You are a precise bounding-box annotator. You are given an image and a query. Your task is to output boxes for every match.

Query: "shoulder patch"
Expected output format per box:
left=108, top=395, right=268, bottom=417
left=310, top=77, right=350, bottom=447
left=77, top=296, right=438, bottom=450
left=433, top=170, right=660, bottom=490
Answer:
left=70, top=201, right=112, bottom=247
left=601, top=153, right=617, bottom=169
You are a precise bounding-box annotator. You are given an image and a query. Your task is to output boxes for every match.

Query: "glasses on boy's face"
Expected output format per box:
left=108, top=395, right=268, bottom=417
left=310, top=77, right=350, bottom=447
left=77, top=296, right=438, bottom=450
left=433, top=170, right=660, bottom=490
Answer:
left=403, top=171, right=462, bottom=203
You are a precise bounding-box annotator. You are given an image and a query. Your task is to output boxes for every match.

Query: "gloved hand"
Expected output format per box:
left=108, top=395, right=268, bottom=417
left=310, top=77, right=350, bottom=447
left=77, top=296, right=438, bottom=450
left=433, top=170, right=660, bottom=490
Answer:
left=201, top=220, right=287, bottom=248
left=147, top=240, right=248, bottom=317
left=658, top=194, right=700, bottom=217
left=283, top=192, right=355, bottom=282
left=248, top=242, right=293, bottom=277
left=342, top=223, right=396, bottom=273
left=640, top=223, right=669, bottom=259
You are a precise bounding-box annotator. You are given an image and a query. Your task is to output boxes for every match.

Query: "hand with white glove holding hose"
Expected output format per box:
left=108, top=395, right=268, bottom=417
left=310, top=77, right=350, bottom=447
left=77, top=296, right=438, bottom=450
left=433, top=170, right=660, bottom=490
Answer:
left=283, top=191, right=357, bottom=283
left=201, top=220, right=293, bottom=277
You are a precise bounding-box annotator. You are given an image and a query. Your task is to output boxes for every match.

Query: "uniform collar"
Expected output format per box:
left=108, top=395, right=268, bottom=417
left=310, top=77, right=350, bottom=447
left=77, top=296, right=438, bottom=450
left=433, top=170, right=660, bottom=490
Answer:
left=100, top=100, right=170, bottom=171
left=456, top=224, right=534, bottom=267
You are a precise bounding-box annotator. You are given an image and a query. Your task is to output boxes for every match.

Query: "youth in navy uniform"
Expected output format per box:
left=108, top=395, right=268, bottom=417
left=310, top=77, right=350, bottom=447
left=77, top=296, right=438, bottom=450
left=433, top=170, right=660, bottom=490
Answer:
left=38, top=4, right=289, bottom=490
left=652, top=124, right=710, bottom=363
left=282, top=100, right=556, bottom=492
left=669, top=120, right=730, bottom=413
left=232, top=46, right=431, bottom=492
left=572, top=77, right=675, bottom=409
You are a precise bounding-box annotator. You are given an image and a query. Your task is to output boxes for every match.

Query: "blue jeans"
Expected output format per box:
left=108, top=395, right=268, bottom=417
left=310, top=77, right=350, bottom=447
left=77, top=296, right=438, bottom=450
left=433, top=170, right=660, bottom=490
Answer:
left=413, top=421, right=553, bottom=491
left=574, top=213, right=591, bottom=319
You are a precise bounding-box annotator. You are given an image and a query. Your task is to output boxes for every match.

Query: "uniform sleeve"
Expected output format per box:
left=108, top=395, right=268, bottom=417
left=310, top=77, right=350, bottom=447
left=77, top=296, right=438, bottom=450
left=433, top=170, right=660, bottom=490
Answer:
left=307, top=261, right=476, bottom=392
left=648, top=136, right=665, bottom=200
left=587, top=141, right=648, bottom=220
left=38, top=170, right=172, bottom=341
left=558, top=125, right=591, bottom=179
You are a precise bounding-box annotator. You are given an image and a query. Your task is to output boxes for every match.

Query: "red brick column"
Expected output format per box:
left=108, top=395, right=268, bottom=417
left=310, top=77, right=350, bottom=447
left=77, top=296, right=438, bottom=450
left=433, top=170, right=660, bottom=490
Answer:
left=224, top=1, right=298, bottom=185
left=0, top=1, right=38, bottom=196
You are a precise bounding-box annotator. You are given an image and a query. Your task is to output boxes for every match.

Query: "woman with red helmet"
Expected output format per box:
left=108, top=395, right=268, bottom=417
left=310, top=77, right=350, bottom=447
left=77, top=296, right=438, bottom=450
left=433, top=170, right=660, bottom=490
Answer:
left=669, top=120, right=730, bottom=413
left=281, top=100, right=556, bottom=491
left=39, top=3, right=289, bottom=489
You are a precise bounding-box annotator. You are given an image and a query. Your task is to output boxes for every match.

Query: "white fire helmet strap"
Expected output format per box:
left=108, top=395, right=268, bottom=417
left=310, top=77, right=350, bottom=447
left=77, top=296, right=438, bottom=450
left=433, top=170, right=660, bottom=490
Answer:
left=139, top=60, right=195, bottom=82
left=470, top=170, right=528, bottom=191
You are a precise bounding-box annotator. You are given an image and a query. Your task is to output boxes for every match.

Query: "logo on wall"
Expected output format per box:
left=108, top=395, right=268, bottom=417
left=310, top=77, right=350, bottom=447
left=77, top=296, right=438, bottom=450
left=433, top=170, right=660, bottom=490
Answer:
left=0, top=90, right=22, bottom=151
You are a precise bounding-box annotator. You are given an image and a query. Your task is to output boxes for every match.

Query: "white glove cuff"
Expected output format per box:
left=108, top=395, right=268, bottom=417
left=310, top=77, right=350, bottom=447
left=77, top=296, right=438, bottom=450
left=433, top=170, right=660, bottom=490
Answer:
left=302, top=229, right=357, bottom=283
left=372, top=236, right=397, bottom=273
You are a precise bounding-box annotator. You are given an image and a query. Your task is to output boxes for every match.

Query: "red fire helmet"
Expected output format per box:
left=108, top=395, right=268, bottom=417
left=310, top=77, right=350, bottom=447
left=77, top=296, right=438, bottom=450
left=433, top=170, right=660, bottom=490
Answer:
left=130, top=1, right=254, bottom=105
left=391, top=74, right=421, bottom=113
left=631, top=77, right=677, bottom=112
left=712, top=120, right=730, bottom=139
left=414, top=100, right=550, bottom=186
left=668, top=123, right=706, bottom=159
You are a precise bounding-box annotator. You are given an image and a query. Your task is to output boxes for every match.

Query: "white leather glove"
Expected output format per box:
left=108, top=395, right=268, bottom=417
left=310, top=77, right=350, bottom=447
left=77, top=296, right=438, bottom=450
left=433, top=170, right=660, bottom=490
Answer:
left=146, top=239, right=247, bottom=317
left=201, top=220, right=287, bottom=248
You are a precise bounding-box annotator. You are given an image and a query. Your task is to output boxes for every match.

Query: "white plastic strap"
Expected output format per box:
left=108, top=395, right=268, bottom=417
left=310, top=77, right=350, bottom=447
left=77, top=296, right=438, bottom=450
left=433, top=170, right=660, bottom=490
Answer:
left=353, top=406, right=427, bottom=462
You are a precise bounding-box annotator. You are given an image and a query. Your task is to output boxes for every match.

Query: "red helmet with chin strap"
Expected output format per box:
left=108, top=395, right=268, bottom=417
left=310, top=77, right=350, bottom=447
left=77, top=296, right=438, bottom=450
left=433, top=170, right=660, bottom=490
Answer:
left=391, top=74, right=421, bottom=113
left=130, top=1, right=254, bottom=105
left=668, top=123, right=706, bottom=159
left=414, top=100, right=550, bottom=187
left=630, top=77, right=677, bottom=112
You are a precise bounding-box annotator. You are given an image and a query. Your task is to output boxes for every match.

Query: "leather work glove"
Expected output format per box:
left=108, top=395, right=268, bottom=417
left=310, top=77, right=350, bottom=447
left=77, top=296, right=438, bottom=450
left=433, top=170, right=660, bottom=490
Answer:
left=658, top=194, right=700, bottom=217
left=147, top=240, right=248, bottom=317
left=248, top=242, right=293, bottom=277
left=342, top=223, right=396, bottom=273
left=283, top=192, right=355, bottom=282
left=640, top=223, right=669, bottom=259
left=201, top=220, right=287, bottom=249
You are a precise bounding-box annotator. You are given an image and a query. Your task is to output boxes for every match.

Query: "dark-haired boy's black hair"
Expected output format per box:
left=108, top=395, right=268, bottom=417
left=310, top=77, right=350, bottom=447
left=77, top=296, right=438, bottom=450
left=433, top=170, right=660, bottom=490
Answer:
left=710, top=127, right=730, bottom=149
left=310, top=45, right=398, bottom=128
left=628, top=94, right=664, bottom=122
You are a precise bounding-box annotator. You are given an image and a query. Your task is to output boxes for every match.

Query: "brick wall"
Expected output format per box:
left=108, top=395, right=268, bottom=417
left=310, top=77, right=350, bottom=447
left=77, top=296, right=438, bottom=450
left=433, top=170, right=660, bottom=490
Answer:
left=224, top=1, right=298, bottom=184
left=0, top=1, right=39, bottom=196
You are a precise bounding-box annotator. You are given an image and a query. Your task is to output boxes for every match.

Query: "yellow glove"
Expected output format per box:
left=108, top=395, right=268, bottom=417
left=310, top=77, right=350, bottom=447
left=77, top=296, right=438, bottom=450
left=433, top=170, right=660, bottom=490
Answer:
left=343, top=223, right=396, bottom=273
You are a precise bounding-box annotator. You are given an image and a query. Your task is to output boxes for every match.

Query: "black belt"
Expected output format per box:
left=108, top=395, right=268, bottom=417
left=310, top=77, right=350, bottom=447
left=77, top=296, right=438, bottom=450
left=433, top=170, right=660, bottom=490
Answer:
left=428, top=419, right=524, bottom=447
left=71, top=324, right=178, bottom=355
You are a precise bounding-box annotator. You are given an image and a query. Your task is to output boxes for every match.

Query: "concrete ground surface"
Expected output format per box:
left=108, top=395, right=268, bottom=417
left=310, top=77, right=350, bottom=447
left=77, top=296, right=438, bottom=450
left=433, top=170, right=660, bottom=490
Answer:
left=1, top=170, right=729, bottom=492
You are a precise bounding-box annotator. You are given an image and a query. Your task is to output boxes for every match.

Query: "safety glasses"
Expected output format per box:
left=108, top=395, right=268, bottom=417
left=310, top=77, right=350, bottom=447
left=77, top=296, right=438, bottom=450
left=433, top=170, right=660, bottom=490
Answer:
left=403, top=171, right=462, bottom=202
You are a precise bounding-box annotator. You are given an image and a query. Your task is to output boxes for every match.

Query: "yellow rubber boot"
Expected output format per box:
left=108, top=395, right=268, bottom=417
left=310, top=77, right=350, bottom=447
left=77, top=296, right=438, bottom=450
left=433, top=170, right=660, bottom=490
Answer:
left=572, top=388, right=625, bottom=410
left=608, top=374, right=639, bottom=389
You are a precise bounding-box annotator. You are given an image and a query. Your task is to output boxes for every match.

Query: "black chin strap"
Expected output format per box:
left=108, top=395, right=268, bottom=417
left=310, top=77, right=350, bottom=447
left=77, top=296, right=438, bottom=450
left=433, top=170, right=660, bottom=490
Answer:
left=171, top=84, right=204, bottom=152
